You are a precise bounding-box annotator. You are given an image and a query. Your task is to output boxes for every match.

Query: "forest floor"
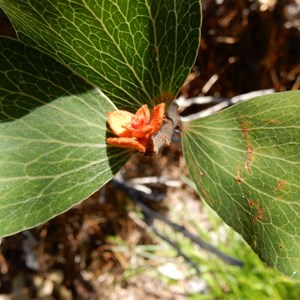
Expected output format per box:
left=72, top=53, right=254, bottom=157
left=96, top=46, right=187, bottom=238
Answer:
left=1, top=0, right=300, bottom=299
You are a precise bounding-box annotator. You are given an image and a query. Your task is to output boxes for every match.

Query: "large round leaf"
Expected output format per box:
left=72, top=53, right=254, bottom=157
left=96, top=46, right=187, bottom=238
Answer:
left=182, top=91, right=300, bottom=280
left=0, top=37, right=130, bottom=237
left=0, top=0, right=202, bottom=110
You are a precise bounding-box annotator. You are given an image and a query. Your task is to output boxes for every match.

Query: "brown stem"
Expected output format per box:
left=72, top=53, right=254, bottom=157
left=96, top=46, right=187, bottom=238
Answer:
left=146, top=101, right=180, bottom=156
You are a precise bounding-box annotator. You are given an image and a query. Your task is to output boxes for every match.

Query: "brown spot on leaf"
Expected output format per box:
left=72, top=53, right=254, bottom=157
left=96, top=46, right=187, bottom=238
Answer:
left=239, top=120, right=255, bottom=173
left=279, top=243, right=285, bottom=251
left=253, top=206, right=265, bottom=224
left=248, top=199, right=258, bottom=208
left=256, top=207, right=264, bottom=219
left=235, top=167, right=243, bottom=185
left=241, top=121, right=249, bottom=140
left=248, top=200, right=265, bottom=223
left=277, top=180, right=286, bottom=191
left=199, top=186, right=210, bottom=204
left=199, top=170, right=205, bottom=176
left=245, top=146, right=254, bottom=173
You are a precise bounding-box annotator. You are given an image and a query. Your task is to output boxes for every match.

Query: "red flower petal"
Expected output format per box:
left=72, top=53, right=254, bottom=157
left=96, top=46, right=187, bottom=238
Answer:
left=107, top=137, right=146, bottom=152
left=147, top=103, right=165, bottom=137
left=106, top=103, right=166, bottom=152
left=107, top=110, right=133, bottom=137
left=131, top=104, right=150, bottom=129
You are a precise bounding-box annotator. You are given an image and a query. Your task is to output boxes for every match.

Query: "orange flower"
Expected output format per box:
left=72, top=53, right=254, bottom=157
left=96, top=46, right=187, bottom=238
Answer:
left=107, top=103, right=165, bottom=153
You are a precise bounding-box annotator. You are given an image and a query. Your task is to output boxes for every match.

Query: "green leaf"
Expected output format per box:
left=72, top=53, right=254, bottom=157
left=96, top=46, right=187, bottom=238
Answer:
left=0, top=0, right=202, bottom=110
left=182, top=91, right=300, bottom=280
left=0, top=37, right=130, bottom=237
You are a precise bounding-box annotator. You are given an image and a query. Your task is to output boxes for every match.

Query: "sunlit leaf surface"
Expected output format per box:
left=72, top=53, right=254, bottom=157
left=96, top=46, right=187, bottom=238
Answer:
left=0, top=0, right=202, bottom=110
left=182, top=91, right=300, bottom=280
left=0, top=37, right=130, bottom=237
